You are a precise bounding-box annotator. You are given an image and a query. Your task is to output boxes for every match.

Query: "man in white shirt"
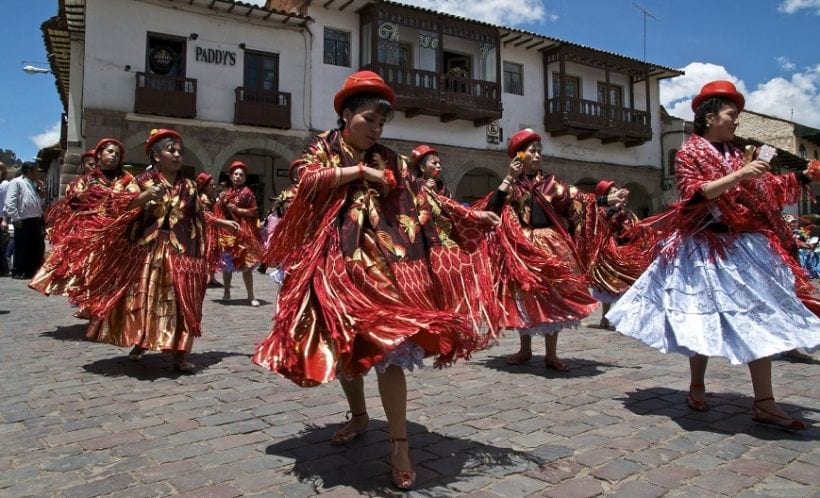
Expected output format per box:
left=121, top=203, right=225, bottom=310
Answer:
left=4, top=164, right=44, bottom=279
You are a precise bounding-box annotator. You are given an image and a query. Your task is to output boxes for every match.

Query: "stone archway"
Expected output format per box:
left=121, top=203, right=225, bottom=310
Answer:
left=455, top=167, right=502, bottom=203
left=623, top=182, right=652, bottom=218
left=214, top=136, right=301, bottom=213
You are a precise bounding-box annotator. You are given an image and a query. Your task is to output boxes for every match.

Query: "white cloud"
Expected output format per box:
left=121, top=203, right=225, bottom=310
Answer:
left=661, top=62, right=820, bottom=128
left=392, top=0, right=553, bottom=26
left=31, top=122, right=61, bottom=150
left=775, top=56, right=796, bottom=71
left=778, top=0, right=820, bottom=14
left=249, top=0, right=554, bottom=26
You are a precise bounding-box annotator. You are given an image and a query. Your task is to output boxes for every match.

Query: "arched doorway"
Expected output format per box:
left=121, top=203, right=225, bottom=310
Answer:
left=455, top=167, right=502, bottom=203
left=623, top=182, right=652, bottom=218
left=219, top=150, right=286, bottom=216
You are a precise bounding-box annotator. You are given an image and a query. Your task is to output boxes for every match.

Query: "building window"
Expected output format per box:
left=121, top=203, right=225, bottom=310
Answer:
left=552, top=73, right=580, bottom=98
left=597, top=82, right=623, bottom=107
left=503, top=62, right=523, bottom=95
left=668, top=149, right=678, bottom=176
left=244, top=51, right=279, bottom=92
left=798, top=144, right=807, bottom=159
left=324, top=28, right=350, bottom=67
left=378, top=40, right=411, bottom=67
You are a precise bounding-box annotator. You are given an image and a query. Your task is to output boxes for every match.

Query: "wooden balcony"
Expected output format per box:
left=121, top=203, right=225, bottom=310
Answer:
left=544, top=96, right=651, bottom=147
left=365, top=63, right=502, bottom=127
left=234, top=88, right=291, bottom=129
left=134, top=72, right=197, bottom=119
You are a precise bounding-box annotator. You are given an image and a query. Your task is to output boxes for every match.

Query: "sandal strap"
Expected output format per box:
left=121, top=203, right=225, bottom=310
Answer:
left=754, top=397, right=775, bottom=404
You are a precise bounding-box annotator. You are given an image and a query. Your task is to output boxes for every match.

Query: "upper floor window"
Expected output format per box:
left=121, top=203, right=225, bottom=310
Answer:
left=798, top=144, right=807, bottom=159
left=597, top=82, right=623, bottom=107
left=552, top=73, right=580, bottom=98
left=668, top=149, right=678, bottom=176
left=503, top=62, right=523, bottom=95
left=324, top=28, right=350, bottom=67
left=244, top=51, right=279, bottom=92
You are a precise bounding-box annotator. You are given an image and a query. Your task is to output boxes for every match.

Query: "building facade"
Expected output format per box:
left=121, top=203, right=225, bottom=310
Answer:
left=44, top=0, right=682, bottom=215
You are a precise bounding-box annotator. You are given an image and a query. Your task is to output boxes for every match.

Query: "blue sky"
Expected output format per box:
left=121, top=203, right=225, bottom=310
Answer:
left=2, top=0, right=819, bottom=162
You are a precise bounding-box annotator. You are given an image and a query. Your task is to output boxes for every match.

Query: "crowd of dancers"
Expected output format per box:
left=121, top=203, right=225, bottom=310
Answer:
left=23, top=72, right=820, bottom=490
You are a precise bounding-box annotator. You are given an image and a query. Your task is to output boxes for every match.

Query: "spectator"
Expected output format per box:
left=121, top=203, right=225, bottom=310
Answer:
left=4, top=164, right=44, bottom=279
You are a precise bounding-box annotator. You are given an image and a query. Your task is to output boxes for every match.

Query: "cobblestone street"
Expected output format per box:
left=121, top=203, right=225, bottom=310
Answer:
left=1, top=275, right=818, bottom=497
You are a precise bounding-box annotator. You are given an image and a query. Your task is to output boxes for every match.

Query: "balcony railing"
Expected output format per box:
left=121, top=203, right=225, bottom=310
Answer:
left=544, top=96, right=651, bottom=145
left=365, top=63, right=501, bottom=126
left=134, top=72, right=197, bottom=119
left=234, top=88, right=291, bottom=129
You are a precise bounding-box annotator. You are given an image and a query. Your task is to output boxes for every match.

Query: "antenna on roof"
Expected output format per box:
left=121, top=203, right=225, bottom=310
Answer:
left=632, top=2, right=657, bottom=61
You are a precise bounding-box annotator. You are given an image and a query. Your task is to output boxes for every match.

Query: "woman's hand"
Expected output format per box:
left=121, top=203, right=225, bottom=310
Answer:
left=425, top=178, right=437, bottom=190
left=738, top=160, right=770, bottom=180
left=474, top=210, right=501, bottom=228
left=606, top=187, right=629, bottom=208
left=361, top=165, right=385, bottom=184
left=507, top=157, right=523, bottom=179
left=220, top=219, right=240, bottom=232
left=146, top=184, right=165, bottom=202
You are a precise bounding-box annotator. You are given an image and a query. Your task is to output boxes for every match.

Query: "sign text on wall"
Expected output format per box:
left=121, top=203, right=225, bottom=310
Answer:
left=195, top=46, right=237, bottom=66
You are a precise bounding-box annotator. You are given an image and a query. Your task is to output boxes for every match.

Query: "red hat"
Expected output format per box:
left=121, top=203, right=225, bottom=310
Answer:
left=333, top=70, right=396, bottom=115
left=691, top=80, right=745, bottom=112
left=228, top=160, right=248, bottom=174
left=595, top=180, right=616, bottom=197
left=410, top=145, right=438, bottom=167
left=81, top=149, right=96, bottom=160
left=195, top=171, right=213, bottom=190
left=93, top=138, right=125, bottom=165
left=507, top=128, right=541, bottom=158
left=144, top=128, right=182, bottom=156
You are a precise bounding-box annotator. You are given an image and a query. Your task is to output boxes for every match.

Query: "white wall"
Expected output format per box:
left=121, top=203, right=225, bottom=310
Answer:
left=84, top=0, right=307, bottom=126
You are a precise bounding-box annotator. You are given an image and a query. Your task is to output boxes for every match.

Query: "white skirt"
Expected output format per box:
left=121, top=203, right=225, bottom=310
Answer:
left=606, top=232, right=820, bottom=364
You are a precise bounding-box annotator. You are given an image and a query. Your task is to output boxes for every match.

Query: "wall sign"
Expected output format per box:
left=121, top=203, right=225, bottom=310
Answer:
left=486, top=121, right=501, bottom=145
left=194, top=46, right=237, bottom=66
left=378, top=22, right=400, bottom=42
left=418, top=34, right=439, bottom=49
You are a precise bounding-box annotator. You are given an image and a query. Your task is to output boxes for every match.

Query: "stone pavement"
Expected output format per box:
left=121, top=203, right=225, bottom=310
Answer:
left=1, top=274, right=819, bottom=498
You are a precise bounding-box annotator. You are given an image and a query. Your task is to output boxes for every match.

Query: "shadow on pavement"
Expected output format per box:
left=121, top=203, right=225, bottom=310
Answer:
left=41, top=323, right=91, bottom=341
left=210, top=298, right=271, bottom=307
left=475, top=355, right=616, bottom=378
left=619, top=387, right=820, bottom=440
left=82, top=351, right=248, bottom=381
left=264, top=419, right=545, bottom=495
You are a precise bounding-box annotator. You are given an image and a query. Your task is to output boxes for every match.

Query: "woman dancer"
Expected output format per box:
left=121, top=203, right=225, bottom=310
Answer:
left=410, top=144, right=451, bottom=197
left=586, top=179, right=642, bottom=330
left=30, top=138, right=134, bottom=298
left=78, top=129, right=224, bottom=373
left=483, top=129, right=624, bottom=371
left=252, top=71, right=500, bottom=489
left=214, top=161, right=263, bottom=306
left=607, top=81, right=820, bottom=429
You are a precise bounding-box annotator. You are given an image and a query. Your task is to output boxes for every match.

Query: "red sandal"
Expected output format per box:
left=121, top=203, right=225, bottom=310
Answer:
left=506, top=349, right=532, bottom=365
left=330, top=411, right=369, bottom=445
left=752, top=398, right=807, bottom=431
left=686, top=383, right=709, bottom=412
left=389, top=438, right=416, bottom=490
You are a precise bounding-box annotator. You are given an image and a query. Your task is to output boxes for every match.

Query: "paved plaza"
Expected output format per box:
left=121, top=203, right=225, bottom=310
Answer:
left=1, top=274, right=818, bottom=497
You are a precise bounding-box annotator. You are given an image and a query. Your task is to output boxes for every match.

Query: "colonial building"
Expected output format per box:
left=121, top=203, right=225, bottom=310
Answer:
left=42, top=0, right=682, bottom=215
